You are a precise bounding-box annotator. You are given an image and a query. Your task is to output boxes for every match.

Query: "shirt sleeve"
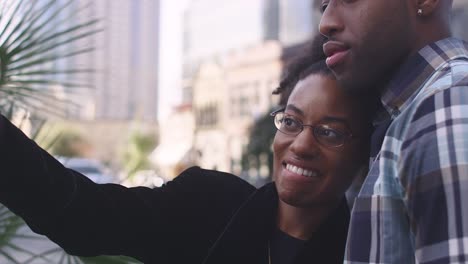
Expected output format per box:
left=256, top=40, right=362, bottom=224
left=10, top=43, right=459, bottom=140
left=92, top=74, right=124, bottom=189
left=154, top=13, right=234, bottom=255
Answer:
left=399, top=85, right=468, bottom=264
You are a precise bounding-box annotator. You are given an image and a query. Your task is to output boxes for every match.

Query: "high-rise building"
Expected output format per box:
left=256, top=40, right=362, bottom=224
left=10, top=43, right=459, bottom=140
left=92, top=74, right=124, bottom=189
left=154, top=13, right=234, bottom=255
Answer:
left=62, top=0, right=161, bottom=121
left=279, top=0, right=317, bottom=45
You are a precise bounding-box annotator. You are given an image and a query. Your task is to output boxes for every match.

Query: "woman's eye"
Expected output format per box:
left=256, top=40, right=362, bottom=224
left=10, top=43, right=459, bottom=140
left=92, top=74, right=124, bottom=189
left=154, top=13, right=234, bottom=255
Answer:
left=316, top=127, right=341, bottom=139
left=283, top=117, right=297, bottom=127
left=281, top=116, right=301, bottom=132
left=323, top=129, right=336, bottom=137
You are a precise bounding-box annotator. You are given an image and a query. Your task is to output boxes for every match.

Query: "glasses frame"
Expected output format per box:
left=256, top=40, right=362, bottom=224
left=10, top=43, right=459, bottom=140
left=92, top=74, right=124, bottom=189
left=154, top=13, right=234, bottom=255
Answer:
left=270, top=108, right=356, bottom=148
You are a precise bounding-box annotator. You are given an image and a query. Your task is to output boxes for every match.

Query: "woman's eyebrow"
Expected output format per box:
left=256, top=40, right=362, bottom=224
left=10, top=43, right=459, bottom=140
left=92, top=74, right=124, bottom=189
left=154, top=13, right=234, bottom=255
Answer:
left=285, top=105, right=353, bottom=129
left=320, top=116, right=352, bottom=128
left=285, top=104, right=304, bottom=116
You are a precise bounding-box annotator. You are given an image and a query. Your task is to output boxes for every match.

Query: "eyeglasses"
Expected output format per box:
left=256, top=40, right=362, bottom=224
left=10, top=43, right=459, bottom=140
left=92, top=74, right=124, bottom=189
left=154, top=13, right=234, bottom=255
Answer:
left=270, top=109, right=355, bottom=148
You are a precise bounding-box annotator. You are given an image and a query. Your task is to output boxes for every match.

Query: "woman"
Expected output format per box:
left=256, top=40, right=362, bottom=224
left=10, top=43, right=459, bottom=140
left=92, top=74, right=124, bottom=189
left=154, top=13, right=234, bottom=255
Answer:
left=0, top=38, right=374, bottom=264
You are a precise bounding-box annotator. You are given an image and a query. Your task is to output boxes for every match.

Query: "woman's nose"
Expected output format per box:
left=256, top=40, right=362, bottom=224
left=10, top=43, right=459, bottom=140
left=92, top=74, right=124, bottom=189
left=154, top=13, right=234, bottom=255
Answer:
left=289, top=128, right=320, bottom=159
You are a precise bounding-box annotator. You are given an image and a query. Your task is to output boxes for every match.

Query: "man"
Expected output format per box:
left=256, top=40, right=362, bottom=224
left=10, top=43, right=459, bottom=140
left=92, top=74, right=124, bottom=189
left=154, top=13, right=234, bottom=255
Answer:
left=318, top=0, right=468, bottom=263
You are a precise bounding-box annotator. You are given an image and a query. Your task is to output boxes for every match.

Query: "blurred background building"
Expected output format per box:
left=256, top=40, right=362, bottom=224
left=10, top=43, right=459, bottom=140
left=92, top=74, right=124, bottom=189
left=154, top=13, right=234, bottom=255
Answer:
left=181, top=0, right=315, bottom=104
left=66, top=0, right=160, bottom=122
left=44, top=0, right=161, bottom=173
left=154, top=0, right=468, bottom=181
left=33, top=0, right=468, bottom=182
left=152, top=0, right=316, bottom=180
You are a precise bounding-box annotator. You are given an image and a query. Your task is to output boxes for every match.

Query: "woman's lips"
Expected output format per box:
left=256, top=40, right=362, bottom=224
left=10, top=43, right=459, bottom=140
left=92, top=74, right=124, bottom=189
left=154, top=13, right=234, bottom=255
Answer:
left=285, top=163, right=319, bottom=178
left=282, top=161, right=321, bottom=181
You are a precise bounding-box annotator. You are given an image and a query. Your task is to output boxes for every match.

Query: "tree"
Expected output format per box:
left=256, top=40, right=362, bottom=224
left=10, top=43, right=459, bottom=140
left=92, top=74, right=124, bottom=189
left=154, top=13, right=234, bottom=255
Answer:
left=49, top=129, right=90, bottom=157
left=241, top=109, right=277, bottom=183
left=122, top=130, right=158, bottom=178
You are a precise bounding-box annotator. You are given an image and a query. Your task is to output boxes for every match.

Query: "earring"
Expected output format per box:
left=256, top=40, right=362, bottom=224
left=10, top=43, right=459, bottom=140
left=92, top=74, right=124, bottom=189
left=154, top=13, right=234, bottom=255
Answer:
left=417, top=8, right=423, bottom=16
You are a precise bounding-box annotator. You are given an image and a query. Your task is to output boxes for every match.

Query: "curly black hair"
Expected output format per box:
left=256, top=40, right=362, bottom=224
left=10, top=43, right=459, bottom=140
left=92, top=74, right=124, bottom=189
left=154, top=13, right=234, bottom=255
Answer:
left=273, top=34, right=332, bottom=105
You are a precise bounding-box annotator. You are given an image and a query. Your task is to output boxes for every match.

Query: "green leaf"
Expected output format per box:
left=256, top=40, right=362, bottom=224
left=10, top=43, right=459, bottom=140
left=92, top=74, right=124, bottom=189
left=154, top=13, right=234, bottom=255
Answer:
left=5, top=0, right=74, bottom=52
left=0, top=0, right=25, bottom=46
left=10, top=27, right=100, bottom=64
left=6, top=69, right=94, bottom=77
left=80, top=256, right=142, bottom=264
left=8, top=47, right=96, bottom=72
left=0, top=0, right=100, bottom=117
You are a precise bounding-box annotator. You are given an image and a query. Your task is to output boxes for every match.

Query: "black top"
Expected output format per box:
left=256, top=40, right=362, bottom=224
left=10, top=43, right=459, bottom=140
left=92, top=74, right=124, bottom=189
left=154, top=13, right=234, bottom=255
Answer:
left=0, top=116, right=350, bottom=264
left=270, top=228, right=306, bottom=264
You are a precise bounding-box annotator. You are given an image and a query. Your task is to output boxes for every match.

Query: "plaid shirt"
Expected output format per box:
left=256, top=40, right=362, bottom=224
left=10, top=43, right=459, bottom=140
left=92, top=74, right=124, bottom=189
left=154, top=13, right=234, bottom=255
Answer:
left=345, top=38, right=468, bottom=264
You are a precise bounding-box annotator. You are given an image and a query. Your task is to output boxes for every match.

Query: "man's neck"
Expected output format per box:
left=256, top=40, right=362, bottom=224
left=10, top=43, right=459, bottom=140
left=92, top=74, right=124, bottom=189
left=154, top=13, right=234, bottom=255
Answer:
left=410, top=28, right=452, bottom=58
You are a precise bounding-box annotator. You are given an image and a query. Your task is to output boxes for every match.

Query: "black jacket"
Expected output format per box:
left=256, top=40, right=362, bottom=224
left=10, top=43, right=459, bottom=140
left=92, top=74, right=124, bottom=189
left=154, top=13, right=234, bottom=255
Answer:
left=0, top=116, right=349, bottom=263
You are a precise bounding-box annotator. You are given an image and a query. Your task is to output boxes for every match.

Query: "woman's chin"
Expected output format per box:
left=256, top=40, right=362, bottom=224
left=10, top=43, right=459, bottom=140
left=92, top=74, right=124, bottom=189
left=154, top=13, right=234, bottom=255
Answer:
left=277, top=189, right=312, bottom=208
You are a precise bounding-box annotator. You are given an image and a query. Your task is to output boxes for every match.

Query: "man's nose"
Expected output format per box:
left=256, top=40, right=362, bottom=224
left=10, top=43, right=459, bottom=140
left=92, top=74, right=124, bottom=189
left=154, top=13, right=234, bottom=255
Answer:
left=318, top=2, right=344, bottom=38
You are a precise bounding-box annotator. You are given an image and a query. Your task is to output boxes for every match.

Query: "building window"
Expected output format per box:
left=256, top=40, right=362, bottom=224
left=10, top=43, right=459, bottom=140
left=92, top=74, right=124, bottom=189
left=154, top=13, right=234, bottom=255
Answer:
left=196, top=103, right=219, bottom=128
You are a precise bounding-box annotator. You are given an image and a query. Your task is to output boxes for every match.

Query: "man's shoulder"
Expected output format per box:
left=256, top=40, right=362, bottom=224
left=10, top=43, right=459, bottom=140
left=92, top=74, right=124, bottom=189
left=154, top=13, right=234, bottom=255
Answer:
left=449, top=58, right=468, bottom=88
left=387, top=59, right=468, bottom=151
left=414, top=59, right=466, bottom=100
left=414, top=63, right=468, bottom=118
left=397, top=74, right=468, bottom=153
left=432, top=58, right=468, bottom=88
left=405, top=58, right=468, bottom=120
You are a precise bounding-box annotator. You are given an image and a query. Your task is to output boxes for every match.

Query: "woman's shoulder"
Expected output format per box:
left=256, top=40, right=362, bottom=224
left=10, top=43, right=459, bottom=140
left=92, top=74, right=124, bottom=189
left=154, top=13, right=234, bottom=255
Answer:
left=170, top=166, right=257, bottom=196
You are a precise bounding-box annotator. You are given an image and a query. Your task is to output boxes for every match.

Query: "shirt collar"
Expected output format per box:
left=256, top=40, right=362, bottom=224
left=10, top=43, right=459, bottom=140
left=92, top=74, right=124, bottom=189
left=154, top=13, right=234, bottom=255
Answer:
left=380, top=37, right=468, bottom=117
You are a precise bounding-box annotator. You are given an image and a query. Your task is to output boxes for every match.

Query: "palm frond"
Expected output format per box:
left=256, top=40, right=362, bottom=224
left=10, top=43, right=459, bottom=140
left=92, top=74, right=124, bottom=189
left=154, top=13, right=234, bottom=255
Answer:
left=0, top=0, right=99, bottom=116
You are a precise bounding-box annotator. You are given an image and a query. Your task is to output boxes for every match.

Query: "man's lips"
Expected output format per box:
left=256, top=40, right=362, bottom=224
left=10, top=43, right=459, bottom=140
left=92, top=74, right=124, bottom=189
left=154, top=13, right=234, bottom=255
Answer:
left=323, top=41, right=350, bottom=68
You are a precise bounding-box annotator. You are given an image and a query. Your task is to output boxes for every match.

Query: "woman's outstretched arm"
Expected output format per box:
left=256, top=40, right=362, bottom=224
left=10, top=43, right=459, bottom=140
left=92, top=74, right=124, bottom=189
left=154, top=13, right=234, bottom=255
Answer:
left=0, top=115, right=255, bottom=263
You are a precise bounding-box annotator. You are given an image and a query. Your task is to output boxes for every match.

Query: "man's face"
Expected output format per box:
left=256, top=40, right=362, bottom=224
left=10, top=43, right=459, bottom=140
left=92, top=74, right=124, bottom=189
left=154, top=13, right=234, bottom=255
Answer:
left=319, top=0, right=415, bottom=94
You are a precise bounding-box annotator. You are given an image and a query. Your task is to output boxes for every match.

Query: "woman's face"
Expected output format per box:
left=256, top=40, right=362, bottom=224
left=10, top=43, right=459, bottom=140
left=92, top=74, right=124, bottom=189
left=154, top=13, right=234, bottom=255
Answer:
left=273, top=74, right=370, bottom=208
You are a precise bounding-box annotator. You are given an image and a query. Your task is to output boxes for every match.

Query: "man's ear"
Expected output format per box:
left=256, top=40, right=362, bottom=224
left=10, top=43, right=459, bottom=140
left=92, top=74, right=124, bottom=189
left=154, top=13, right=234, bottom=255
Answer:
left=416, top=0, right=441, bottom=17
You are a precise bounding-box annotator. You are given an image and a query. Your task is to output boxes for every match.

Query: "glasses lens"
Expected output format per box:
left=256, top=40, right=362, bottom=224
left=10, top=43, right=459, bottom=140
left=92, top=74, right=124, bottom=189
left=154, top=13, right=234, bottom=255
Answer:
left=314, top=125, right=346, bottom=147
left=275, top=112, right=302, bottom=135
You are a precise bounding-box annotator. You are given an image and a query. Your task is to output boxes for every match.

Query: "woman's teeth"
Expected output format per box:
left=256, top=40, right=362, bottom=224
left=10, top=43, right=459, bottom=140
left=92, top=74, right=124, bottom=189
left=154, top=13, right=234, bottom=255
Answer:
left=286, top=164, right=318, bottom=177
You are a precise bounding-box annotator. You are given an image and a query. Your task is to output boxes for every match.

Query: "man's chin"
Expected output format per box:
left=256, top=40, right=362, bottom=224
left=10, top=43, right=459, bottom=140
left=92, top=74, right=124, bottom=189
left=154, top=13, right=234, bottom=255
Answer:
left=335, top=72, right=374, bottom=95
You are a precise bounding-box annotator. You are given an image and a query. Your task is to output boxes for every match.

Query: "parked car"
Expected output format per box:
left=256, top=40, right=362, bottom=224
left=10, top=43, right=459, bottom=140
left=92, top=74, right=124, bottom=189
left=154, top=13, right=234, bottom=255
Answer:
left=56, top=157, right=116, bottom=184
